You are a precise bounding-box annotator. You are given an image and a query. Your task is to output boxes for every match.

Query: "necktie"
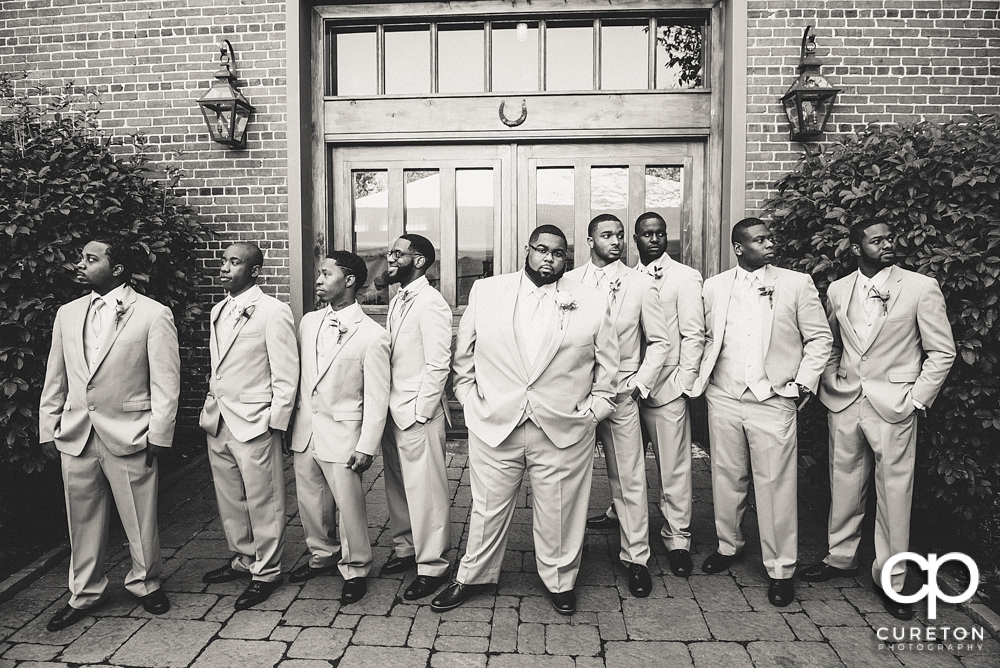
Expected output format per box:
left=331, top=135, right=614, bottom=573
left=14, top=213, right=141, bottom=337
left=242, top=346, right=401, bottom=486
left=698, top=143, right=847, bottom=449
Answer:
left=594, top=267, right=608, bottom=294
left=90, top=299, right=105, bottom=339
left=862, top=281, right=875, bottom=315
left=318, top=313, right=340, bottom=355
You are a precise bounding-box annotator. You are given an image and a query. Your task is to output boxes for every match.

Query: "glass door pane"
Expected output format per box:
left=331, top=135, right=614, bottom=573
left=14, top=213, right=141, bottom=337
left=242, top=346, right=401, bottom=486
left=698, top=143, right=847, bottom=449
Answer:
left=456, top=169, right=495, bottom=306
left=385, top=25, right=431, bottom=94
left=352, top=170, right=390, bottom=305
left=645, top=166, right=684, bottom=261
left=491, top=22, right=539, bottom=92
left=535, top=167, right=576, bottom=269
left=332, top=28, right=378, bottom=96
left=403, top=170, right=442, bottom=289
left=439, top=24, right=485, bottom=93
left=546, top=21, right=593, bottom=91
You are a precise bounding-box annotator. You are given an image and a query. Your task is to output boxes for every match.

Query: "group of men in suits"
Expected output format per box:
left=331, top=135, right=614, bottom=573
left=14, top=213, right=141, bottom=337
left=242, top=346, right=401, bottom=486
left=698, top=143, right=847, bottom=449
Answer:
left=40, top=212, right=954, bottom=630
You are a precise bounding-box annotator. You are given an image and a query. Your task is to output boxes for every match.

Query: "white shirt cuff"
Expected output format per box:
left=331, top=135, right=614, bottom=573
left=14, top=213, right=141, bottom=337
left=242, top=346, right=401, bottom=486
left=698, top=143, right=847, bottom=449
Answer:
left=912, top=399, right=926, bottom=411
left=635, top=382, right=650, bottom=399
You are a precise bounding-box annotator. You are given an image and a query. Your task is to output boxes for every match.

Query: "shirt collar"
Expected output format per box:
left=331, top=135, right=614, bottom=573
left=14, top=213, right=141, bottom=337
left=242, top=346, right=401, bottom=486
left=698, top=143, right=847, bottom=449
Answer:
left=638, top=253, right=670, bottom=273
left=857, top=266, right=892, bottom=291
left=327, top=300, right=361, bottom=321
left=227, top=284, right=262, bottom=314
left=588, top=259, right=621, bottom=282
left=519, top=271, right=558, bottom=301
left=91, top=284, right=128, bottom=309
left=735, top=265, right=768, bottom=284
left=398, top=275, right=428, bottom=298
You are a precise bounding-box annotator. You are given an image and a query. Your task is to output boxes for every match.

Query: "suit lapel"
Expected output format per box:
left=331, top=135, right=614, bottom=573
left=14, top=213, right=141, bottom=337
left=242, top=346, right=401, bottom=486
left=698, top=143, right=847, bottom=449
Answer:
left=610, top=270, right=628, bottom=323
left=87, top=288, right=138, bottom=380
left=72, top=298, right=88, bottom=373
left=209, top=299, right=224, bottom=370
left=390, top=288, right=420, bottom=345
left=500, top=277, right=530, bottom=382
left=761, top=265, right=776, bottom=356
left=217, top=290, right=262, bottom=365
left=712, top=270, right=736, bottom=354
left=314, top=309, right=362, bottom=389
left=528, top=282, right=570, bottom=384
left=863, top=265, right=902, bottom=352
left=838, top=275, right=865, bottom=352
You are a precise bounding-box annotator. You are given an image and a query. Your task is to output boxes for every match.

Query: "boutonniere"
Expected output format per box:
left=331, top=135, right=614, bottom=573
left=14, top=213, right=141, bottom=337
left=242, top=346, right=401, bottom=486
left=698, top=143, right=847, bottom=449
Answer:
left=608, top=278, right=622, bottom=304
left=336, top=321, right=348, bottom=345
left=869, top=288, right=890, bottom=315
left=647, top=265, right=663, bottom=280
left=557, top=296, right=578, bottom=330
left=240, top=304, right=255, bottom=322
left=758, top=285, right=775, bottom=308
left=114, top=300, right=127, bottom=328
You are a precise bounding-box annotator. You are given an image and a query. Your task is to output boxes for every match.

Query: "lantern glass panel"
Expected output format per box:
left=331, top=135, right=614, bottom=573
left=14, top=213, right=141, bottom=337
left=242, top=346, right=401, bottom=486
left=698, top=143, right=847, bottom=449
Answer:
left=782, top=96, right=801, bottom=134
left=233, top=106, right=251, bottom=144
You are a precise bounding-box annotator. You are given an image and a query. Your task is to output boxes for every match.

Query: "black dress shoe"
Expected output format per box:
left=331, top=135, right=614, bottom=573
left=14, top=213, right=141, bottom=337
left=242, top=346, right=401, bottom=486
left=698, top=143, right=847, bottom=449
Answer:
left=798, top=562, right=859, bottom=582
left=203, top=563, right=252, bottom=584
left=47, top=600, right=104, bottom=632
left=341, top=577, right=367, bottom=604
left=875, top=584, right=914, bottom=621
left=549, top=589, right=576, bottom=616
left=768, top=577, right=795, bottom=607
left=701, top=551, right=740, bottom=574
left=667, top=549, right=693, bottom=578
left=404, top=573, right=450, bottom=601
left=380, top=554, right=417, bottom=575
left=288, top=563, right=337, bottom=583
left=586, top=513, right=619, bottom=530
left=627, top=563, right=652, bottom=598
left=234, top=580, right=281, bottom=610
left=139, top=589, right=170, bottom=615
left=431, top=582, right=484, bottom=613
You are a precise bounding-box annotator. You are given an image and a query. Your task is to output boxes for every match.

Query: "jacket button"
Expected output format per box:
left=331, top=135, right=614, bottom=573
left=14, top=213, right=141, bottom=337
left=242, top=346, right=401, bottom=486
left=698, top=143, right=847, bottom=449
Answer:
left=861, top=376, right=867, bottom=382
left=88, top=405, right=95, bottom=411
left=216, top=374, right=222, bottom=380
left=312, top=390, right=317, bottom=396
left=527, top=386, right=533, bottom=391
left=87, top=385, right=93, bottom=391
left=862, top=356, right=868, bottom=361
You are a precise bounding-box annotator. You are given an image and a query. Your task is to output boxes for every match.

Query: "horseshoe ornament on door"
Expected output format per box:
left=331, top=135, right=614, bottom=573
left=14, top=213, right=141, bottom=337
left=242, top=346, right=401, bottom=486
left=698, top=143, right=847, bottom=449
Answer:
left=499, top=99, right=527, bottom=127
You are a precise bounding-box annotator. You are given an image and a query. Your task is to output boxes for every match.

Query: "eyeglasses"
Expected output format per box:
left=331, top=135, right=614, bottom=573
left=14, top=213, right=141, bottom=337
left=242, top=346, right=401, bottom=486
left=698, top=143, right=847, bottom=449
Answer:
left=385, top=250, right=423, bottom=260
left=528, top=244, right=568, bottom=261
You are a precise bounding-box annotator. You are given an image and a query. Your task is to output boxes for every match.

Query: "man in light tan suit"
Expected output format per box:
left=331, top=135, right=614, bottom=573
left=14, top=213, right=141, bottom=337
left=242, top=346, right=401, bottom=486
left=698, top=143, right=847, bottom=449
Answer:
left=40, top=238, right=179, bottom=631
left=200, top=242, right=299, bottom=610
left=800, top=220, right=955, bottom=621
left=289, top=250, right=390, bottom=605
left=432, top=225, right=618, bottom=616
left=567, top=214, right=668, bottom=598
left=692, top=218, right=832, bottom=607
left=587, top=213, right=706, bottom=579
left=379, top=234, right=453, bottom=601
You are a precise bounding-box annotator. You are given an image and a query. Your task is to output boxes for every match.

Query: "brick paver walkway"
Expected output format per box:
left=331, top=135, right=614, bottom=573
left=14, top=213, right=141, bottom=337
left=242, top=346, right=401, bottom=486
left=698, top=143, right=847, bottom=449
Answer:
left=0, top=443, right=996, bottom=667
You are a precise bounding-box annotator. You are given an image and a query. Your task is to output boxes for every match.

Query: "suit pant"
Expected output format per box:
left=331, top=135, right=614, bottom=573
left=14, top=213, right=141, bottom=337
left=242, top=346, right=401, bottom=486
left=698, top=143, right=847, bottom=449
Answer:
left=207, top=420, right=286, bottom=582
left=457, top=421, right=595, bottom=593
left=61, top=429, right=162, bottom=609
left=594, top=396, right=650, bottom=566
left=293, top=440, right=372, bottom=579
left=642, top=396, right=693, bottom=552
left=382, top=413, right=452, bottom=577
left=824, top=395, right=917, bottom=593
left=706, top=384, right=798, bottom=579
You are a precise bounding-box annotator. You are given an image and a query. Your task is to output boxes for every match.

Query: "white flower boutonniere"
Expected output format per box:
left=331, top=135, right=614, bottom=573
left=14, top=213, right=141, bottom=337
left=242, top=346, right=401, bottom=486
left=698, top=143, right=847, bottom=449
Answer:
left=869, top=287, right=890, bottom=315
left=557, top=297, right=578, bottom=330
left=241, top=304, right=256, bottom=321
left=758, top=285, right=775, bottom=308
left=608, top=277, right=622, bottom=305
left=647, top=265, right=663, bottom=280
left=336, top=320, right=348, bottom=345
left=113, top=300, right=127, bottom=328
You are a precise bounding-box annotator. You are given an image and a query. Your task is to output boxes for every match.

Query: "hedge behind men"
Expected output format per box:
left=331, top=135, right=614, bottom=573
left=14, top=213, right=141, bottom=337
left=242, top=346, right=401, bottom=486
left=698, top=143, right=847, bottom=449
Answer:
left=433, top=225, right=618, bottom=616
left=40, top=238, right=180, bottom=631
left=693, top=218, right=832, bottom=607
left=200, top=242, right=299, bottom=610
left=801, top=221, right=955, bottom=621
left=379, top=234, right=454, bottom=601
left=567, top=214, right=669, bottom=597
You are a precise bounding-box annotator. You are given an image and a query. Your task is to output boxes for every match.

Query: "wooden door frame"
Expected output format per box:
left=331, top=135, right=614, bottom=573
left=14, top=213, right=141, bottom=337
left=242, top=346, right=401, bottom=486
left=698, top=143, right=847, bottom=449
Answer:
left=287, top=0, right=747, bottom=321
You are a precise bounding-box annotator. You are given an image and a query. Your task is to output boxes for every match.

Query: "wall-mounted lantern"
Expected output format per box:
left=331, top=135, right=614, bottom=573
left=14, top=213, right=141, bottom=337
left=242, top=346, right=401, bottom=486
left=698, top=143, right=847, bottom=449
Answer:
left=196, top=40, right=255, bottom=149
left=781, top=26, right=840, bottom=142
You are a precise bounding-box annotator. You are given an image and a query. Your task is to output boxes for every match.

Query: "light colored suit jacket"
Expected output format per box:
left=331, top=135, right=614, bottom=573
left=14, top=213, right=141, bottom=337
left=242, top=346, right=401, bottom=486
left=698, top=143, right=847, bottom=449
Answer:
left=385, top=277, right=452, bottom=429
left=693, top=265, right=833, bottom=398
left=819, top=265, right=955, bottom=423
left=452, top=272, right=619, bottom=449
left=290, top=306, right=391, bottom=462
left=565, top=262, right=670, bottom=402
left=39, top=286, right=180, bottom=457
left=199, top=285, right=299, bottom=442
left=636, top=255, right=705, bottom=406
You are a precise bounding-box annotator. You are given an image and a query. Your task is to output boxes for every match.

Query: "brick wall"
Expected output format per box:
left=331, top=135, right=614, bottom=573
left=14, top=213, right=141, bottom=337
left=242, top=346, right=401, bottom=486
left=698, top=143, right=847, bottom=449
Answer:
left=0, top=0, right=289, bottom=429
left=745, top=0, right=1000, bottom=216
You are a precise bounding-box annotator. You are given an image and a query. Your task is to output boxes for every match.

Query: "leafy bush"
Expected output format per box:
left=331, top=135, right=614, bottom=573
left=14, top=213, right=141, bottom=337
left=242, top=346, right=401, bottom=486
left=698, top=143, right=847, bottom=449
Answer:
left=765, top=114, right=1000, bottom=553
left=0, top=73, right=211, bottom=474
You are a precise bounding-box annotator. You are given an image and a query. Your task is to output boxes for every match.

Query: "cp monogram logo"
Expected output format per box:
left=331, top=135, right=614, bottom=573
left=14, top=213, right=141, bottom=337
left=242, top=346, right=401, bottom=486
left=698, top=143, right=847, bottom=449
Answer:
left=882, top=552, right=980, bottom=619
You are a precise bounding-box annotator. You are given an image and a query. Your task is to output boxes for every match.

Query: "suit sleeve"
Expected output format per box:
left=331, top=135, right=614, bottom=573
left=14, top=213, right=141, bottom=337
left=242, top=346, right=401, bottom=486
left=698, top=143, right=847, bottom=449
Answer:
left=452, top=282, right=478, bottom=406
left=415, top=295, right=453, bottom=420
left=357, top=329, right=391, bottom=457
left=590, top=299, right=620, bottom=422
left=265, top=303, right=300, bottom=431
left=675, top=269, right=706, bottom=393
left=39, top=308, right=68, bottom=443
left=147, top=306, right=181, bottom=447
left=690, top=279, right=715, bottom=397
left=821, top=286, right=844, bottom=392
left=912, top=278, right=956, bottom=407
left=634, top=282, right=670, bottom=394
left=792, top=275, right=834, bottom=394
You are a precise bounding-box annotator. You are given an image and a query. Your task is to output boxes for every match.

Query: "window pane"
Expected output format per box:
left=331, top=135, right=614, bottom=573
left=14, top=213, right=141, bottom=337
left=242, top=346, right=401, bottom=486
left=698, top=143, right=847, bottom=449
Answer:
left=491, top=22, right=539, bottom=92
left=404, top=170, right=441, bottom=290
left=601, top=21, right=648, bottom=90
left=353, top=171, right=389, bottom=305
left=645, top=166, right=683, bottom=261
left=439, top=24, right=485, bottom=94
left=546, top=22, right=593, bottom=91
left=591, top=166, right=629, bottom=228
left=655, top=24, right=703, bottom=89
left=334, top=28, right=377, bottom=96
left=457, top=169, right=494, bottom=306
left=386, top=25, right=431, bottom=94
left=536, top=167, right=575, bottom=268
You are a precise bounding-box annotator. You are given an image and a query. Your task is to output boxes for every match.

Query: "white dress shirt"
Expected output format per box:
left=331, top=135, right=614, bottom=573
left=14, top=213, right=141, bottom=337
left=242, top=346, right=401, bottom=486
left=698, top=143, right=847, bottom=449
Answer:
left=85, top=284, right=128, bottom=369
left=317, top=301, right=361, bottom=363
left=218, top=284, right=262, bottom=348
left=583, top=260, right=649, bottom=399
left=516, top=271, right=557, bottom=365
left=717, top=266, right=771, bottom=401
left=853, top=266, right=892, bottom=344
left=389, top=275, right=428, bottom=328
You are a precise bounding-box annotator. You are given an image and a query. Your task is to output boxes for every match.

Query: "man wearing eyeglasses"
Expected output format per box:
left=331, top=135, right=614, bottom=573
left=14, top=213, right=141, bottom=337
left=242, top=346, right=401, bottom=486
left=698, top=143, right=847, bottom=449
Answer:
left=376, top=234, right=454, bottom=602
left=433, top=224, right=618, bottom=616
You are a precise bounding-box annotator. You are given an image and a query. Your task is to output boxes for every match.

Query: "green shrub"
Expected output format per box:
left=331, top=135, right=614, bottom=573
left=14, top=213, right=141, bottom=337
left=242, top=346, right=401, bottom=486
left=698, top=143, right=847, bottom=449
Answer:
left=765, top=114, right=1000, bottom=554
left=0, top=73, right=211, bottom=473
